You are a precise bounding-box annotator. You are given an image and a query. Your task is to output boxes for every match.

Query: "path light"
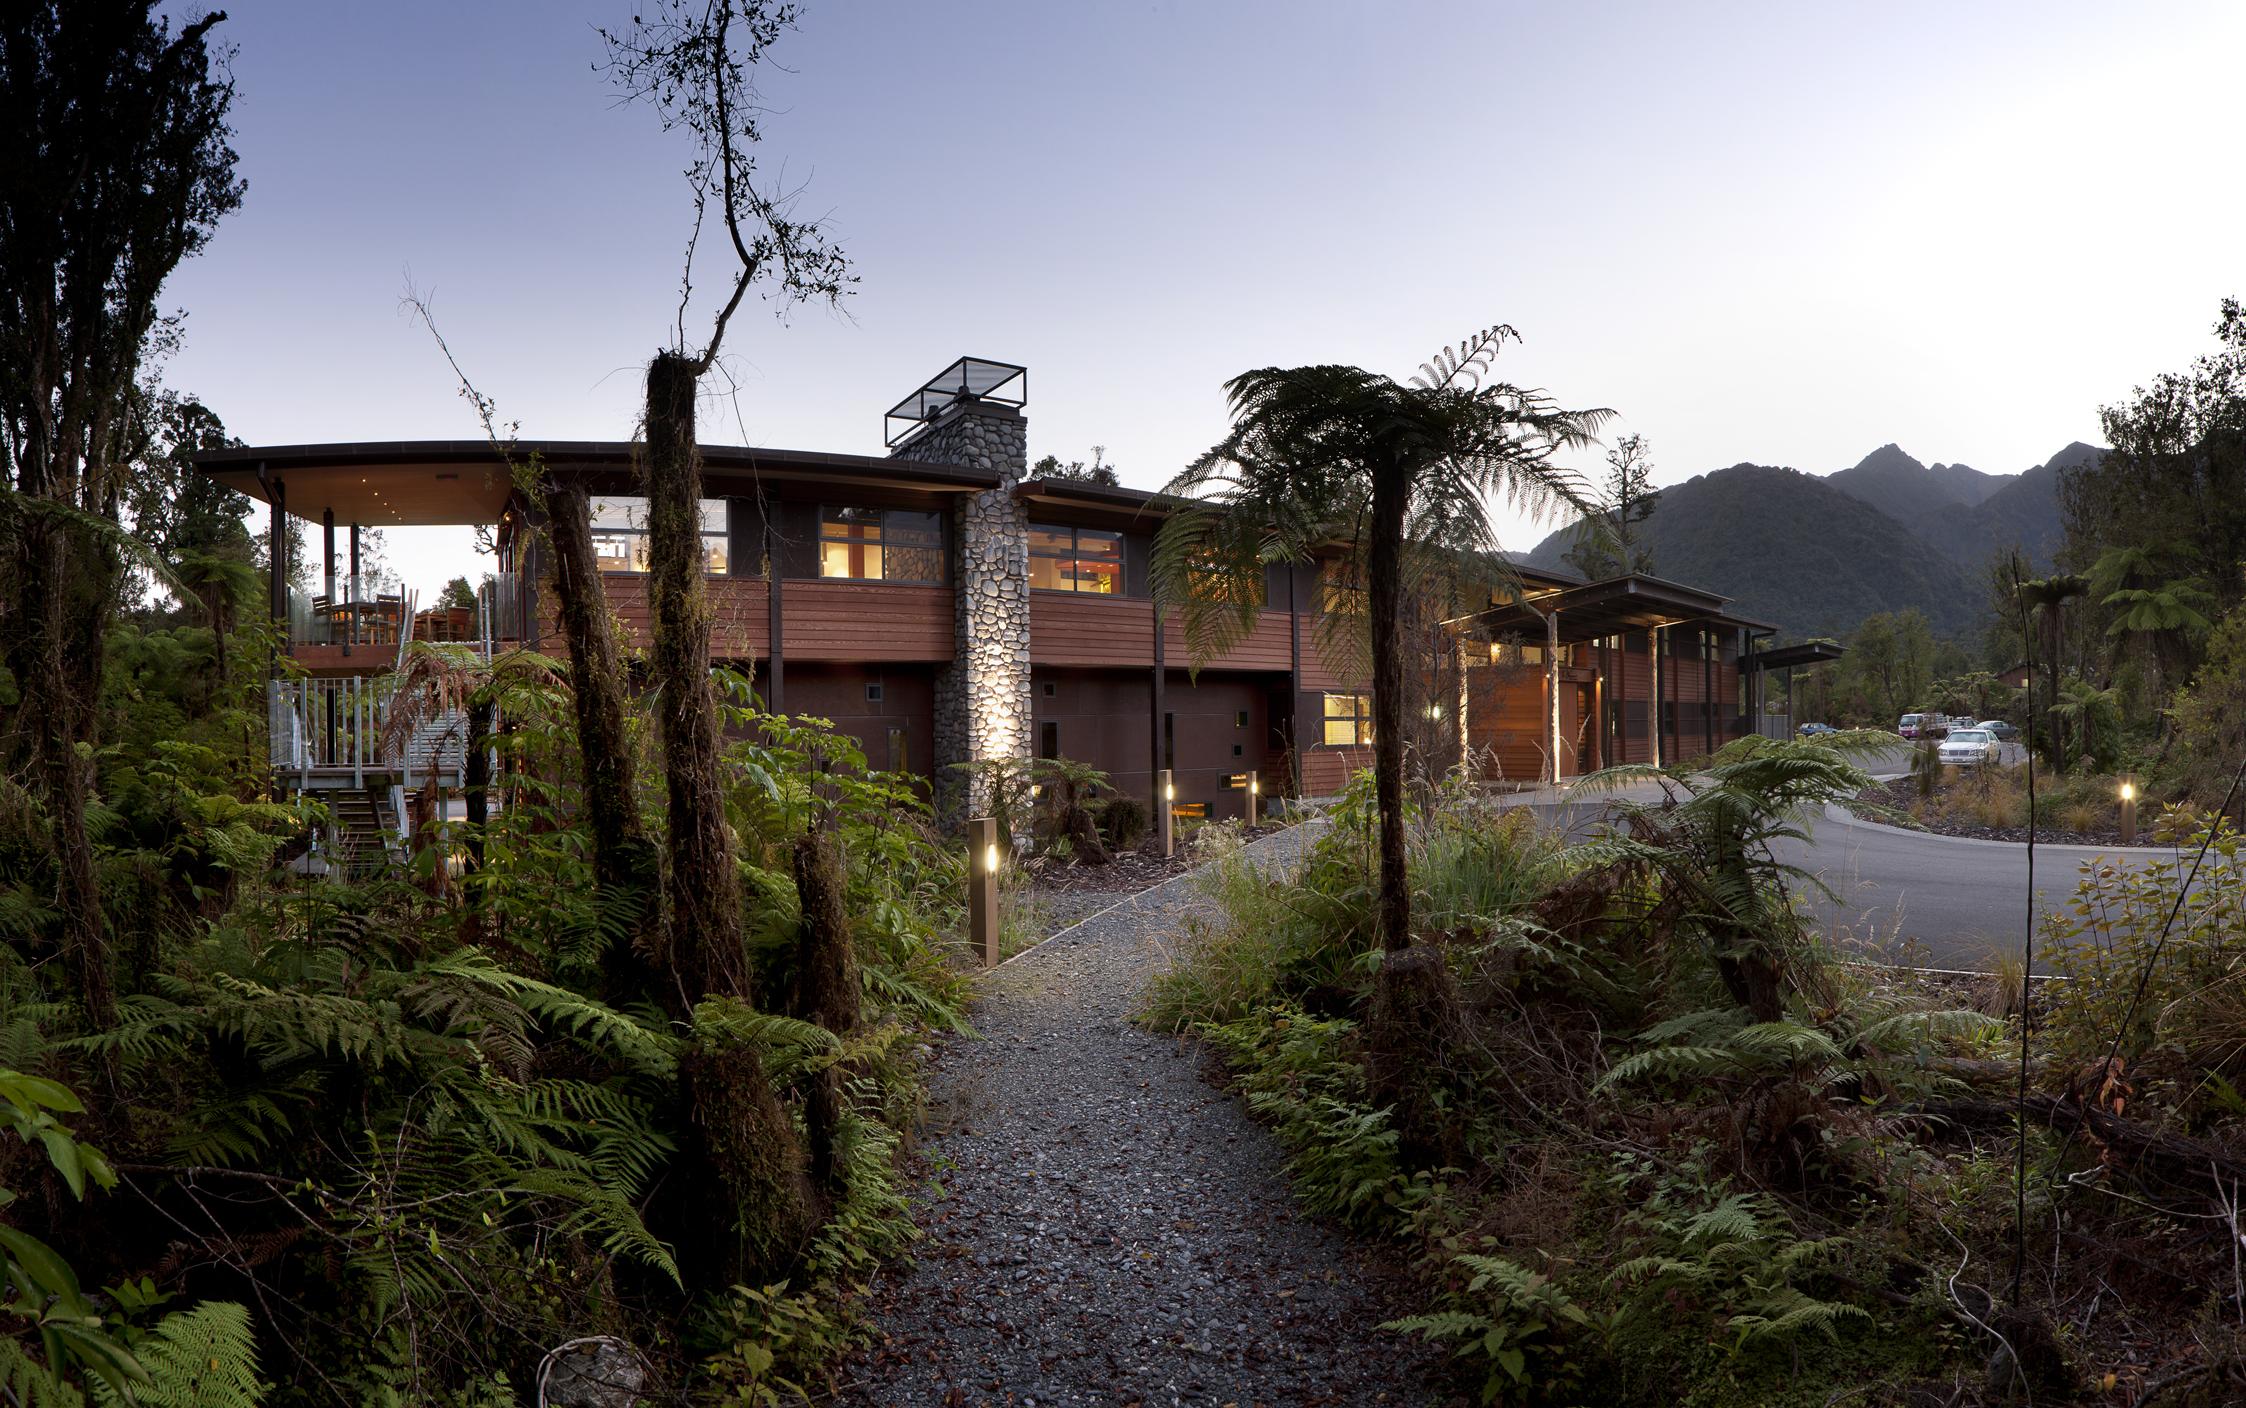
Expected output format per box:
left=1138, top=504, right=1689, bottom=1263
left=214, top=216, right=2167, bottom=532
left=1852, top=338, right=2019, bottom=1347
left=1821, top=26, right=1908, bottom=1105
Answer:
left=1157, top=769, right=1175, bottom=859
left=2119, top=775, right=2137, bottom=845
left=1247, top=774, right=1261, bottom=828
left=969, top=816, right=1001, bottom=967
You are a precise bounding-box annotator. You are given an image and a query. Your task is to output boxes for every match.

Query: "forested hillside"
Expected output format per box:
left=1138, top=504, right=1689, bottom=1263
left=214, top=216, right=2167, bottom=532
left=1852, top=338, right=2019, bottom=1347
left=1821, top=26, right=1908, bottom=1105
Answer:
left=1524, top=441, right=2097, bottom=639
left=1525, top=462, right=1984, bottom=637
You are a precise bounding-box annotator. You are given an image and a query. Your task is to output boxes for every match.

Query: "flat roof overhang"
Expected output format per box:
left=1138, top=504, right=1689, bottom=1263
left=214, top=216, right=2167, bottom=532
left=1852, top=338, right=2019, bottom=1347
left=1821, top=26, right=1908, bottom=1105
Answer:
left=1474, top=572, right=1767, bottom=644
left=1012, top=477, right=1184, bottom=523
left=1741, top=640, right=1848, bottom=671
left=194, top=440, right=1001, bottom=527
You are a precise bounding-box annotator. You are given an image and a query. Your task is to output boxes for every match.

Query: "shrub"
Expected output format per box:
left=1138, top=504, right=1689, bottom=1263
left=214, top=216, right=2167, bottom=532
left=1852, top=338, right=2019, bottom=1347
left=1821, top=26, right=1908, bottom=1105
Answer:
left=1099, top=795, right=1149, bottom=852
left=2042, top=818, right=2246, bottom=1082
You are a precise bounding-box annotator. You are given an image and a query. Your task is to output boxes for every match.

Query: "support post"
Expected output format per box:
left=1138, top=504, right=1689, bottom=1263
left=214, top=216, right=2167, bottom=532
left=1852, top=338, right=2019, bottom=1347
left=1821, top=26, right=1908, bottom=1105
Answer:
left=1157, top=768, right=1175, bottom=859
left=347, top=523, right=361, bottom=656
left=1651, top=625, right=1665, bottom=768
left=269, top=474, right=288, bottom=641
left=1546, top=610, right=1562, bottom=785
left=968, top=815, right=1000, bottom=967
left=764, top=519, right=785, bottom=713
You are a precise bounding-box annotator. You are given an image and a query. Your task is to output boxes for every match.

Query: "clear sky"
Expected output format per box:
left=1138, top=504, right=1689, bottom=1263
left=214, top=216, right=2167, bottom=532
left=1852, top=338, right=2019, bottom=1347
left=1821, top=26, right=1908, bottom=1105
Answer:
left=160, top=0, right=2246, bottom=592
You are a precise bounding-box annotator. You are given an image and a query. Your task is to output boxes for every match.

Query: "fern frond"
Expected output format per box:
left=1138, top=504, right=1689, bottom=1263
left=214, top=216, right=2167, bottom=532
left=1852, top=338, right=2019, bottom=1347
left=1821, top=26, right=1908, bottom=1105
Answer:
left=90, top=1301, right=264, bottom=1407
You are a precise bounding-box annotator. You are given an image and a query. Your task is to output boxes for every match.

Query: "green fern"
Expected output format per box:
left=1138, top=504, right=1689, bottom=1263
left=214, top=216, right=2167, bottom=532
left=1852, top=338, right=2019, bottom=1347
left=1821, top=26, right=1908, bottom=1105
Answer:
left=90, top=1303, right=264, bottom=1408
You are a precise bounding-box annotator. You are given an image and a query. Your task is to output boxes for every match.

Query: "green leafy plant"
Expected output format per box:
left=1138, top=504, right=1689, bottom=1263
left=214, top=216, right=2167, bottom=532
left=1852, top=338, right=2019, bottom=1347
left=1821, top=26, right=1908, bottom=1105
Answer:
left=1386, top=1250, right=1597, bottom=1403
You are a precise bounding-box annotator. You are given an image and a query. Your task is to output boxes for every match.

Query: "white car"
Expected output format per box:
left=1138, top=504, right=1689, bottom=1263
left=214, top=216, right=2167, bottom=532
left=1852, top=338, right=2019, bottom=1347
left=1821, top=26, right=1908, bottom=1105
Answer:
left=1937, top=728, right=2000, bottom=768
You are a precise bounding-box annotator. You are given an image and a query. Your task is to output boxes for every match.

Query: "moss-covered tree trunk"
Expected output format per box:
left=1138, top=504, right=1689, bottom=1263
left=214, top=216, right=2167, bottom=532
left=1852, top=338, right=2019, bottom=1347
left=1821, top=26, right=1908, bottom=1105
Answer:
left=644, top=349, right=819, bottom=1285
left=544, top=484, right=659, bottom=997
left=544, top=485, right=647, bottom=895
left=5, top=514, right=118, bottom=1031
left=791, top=828, right=858, bottom=1192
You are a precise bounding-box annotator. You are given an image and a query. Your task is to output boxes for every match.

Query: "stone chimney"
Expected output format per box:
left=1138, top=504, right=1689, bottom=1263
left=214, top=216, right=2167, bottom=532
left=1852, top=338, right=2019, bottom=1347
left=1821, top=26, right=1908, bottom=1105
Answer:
left=890, top=382, right=1031, bottom=817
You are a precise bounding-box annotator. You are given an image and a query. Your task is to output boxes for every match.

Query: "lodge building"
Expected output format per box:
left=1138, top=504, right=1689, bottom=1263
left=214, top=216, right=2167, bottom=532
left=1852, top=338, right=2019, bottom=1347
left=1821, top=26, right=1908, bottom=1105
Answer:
left=193, top=359, right=1786, bottom=828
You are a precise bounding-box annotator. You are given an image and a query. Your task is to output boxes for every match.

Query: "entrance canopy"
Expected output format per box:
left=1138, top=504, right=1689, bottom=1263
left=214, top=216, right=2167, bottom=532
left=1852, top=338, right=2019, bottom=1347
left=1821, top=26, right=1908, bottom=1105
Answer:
left=1474, top=572, right=1770, bottom=643
left=1740, top=640, right=1848, bottom=671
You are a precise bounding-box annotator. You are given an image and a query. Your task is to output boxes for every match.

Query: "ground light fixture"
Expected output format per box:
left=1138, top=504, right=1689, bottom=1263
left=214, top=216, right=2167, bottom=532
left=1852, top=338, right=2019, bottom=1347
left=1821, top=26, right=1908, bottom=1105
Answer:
left=1247, top=773, right=1260, bottom=827
left=1158, top=769, right=1175, bottom=859
left=968, top=815, right=1001, bottom=966
left=2119, top=775, right=2138, bottom=845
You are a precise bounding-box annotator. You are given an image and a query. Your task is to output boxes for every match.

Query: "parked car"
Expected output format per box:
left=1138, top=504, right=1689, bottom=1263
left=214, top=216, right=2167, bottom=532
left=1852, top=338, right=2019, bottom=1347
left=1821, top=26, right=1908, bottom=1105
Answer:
left=1898, top=713, right=1925, bottom=739
left=1797, top=721, right=1837, bottom=736
left=1949, top=717, right=1977, bottom=732
left=1981, top=720, right=2019, bottom=741
left=1937, top=727, right=2001, bottom=768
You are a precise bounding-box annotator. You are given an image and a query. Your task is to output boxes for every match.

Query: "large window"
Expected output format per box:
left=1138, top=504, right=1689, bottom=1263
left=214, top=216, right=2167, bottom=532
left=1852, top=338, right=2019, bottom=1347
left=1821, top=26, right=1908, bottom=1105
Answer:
left=1028, top=523, right=1123, bottom=594
left=1322, top=692, right=1374, bottom=747
left=818, top=506, right=944, bottom=583
left=1320, top=562, right=1365, bottom=617
left=590, top=497, right=728, bottom=573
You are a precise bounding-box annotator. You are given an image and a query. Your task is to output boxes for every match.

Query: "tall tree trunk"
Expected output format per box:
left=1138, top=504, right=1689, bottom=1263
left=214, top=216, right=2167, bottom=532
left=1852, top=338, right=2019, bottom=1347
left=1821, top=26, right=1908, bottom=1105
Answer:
left=645, top=351, right=751, bottom=1003
left=544, top=486, right=648, bottom=898
left=5, top=516, right=117, bottom=1030
left=464, top=693, right=494, bottom=871
left=545, top=485, right=659, bottom=994
left=791, top=828, right=857, bottom=1193
left=1366, top=466, right=1411, bottom=953
left=643, top=349, right=819, bottom=1286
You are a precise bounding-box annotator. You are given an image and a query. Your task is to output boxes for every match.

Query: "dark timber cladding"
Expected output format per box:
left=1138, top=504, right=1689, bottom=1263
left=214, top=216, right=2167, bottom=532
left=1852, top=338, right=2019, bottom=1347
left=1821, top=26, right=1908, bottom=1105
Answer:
left=194, top=392, right=1806, bottom=823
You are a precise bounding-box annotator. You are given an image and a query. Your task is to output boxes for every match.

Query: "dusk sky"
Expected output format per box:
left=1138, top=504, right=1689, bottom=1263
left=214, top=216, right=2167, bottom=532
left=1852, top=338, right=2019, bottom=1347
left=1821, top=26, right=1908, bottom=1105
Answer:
left=163, top=0, right=2246, bottom=591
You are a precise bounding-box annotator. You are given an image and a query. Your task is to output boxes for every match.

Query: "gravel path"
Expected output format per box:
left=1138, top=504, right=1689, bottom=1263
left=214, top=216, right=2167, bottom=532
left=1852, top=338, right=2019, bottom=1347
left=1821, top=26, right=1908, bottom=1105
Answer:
left=841, top=824, right=1443, bottom=1407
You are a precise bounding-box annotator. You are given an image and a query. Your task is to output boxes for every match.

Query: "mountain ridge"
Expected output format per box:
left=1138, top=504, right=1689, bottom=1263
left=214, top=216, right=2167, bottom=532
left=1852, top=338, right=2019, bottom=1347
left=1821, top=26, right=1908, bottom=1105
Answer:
left=1521, top=442, right=2101, bottom=639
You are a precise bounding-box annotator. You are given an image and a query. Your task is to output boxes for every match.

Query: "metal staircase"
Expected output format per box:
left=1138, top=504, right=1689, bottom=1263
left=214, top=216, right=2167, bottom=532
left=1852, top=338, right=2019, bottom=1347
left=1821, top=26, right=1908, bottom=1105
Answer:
left=269, top=582, right=509, bottom=881
left=324, top=787, right=402, bottom=880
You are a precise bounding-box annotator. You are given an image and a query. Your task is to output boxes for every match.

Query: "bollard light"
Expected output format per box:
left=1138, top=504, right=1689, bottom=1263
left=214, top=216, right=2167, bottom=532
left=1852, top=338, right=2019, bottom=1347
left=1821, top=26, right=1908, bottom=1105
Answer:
left=2119, top=775, right=2138, bottom=845
left=968, top=816, right=1001, bottom=967
left=1247, top=774, right=1261, bottom=827
left=1157, top=769, right=1175, bottom=859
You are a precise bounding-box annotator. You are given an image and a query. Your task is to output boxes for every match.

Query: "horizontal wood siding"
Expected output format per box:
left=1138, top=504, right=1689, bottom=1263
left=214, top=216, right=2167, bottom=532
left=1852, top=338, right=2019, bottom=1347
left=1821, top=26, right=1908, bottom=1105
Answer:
left=782, top=582, right=953, bottom=662
left=538, top=575, right=772, bottom=659
left=1299, top=746, right=1374, bottom=797
left=1158, top=608, right=1295, bottom=673
left=1030, top=594, right=1157, bottom=667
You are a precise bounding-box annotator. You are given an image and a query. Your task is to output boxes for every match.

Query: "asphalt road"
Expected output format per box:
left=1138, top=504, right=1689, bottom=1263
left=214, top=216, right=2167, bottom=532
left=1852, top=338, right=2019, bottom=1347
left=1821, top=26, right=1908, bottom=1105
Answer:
left=1515, top=743, right=2175, bottom=973
left=1769, top=808, right=2166, bottom=972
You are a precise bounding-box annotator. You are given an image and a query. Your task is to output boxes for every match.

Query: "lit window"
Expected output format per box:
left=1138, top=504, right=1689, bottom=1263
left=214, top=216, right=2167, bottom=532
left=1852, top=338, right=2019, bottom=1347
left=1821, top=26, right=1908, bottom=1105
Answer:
left=1322, top=692, right=1373, bottom=747
left=1028, top=523, right=1122, bottom=593
left=589, top=497, right=727, bottom=573
left=818, top=506, right=943, bottom=583
left=1321, top=563, right=1365, bottom=616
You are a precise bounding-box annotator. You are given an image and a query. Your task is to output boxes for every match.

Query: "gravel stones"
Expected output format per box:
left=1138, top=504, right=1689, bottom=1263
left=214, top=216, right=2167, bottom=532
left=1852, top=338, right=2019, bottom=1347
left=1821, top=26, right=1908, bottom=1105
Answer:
left=842, top=825, right=1444, bottom=1406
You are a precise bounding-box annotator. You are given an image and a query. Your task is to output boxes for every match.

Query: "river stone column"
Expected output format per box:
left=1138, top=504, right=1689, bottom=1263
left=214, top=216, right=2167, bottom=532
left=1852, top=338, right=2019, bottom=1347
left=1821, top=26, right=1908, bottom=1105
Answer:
left=891, top=398, right=1031, bottom=819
